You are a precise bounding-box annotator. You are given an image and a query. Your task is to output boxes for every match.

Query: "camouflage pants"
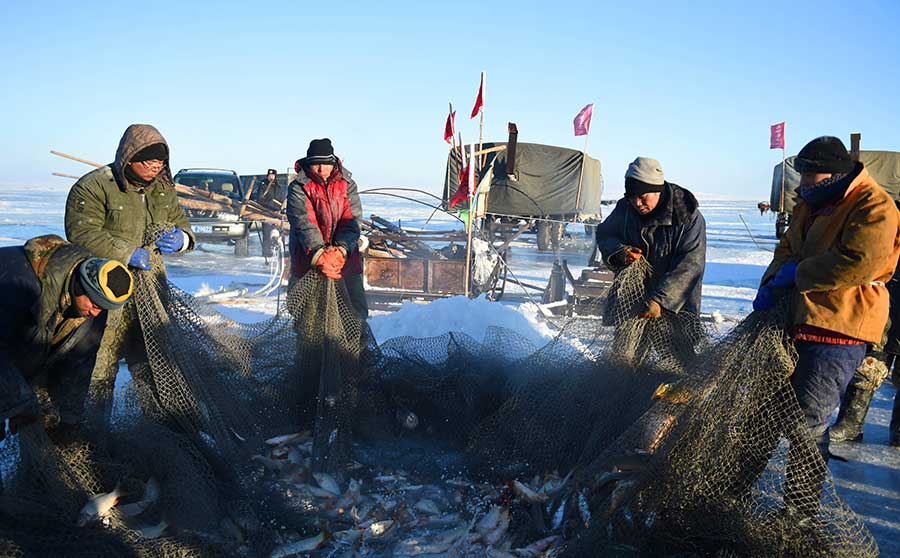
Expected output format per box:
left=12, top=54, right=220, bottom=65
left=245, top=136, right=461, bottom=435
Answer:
left=850, top=354, right=892, bottom=392
left=84, top=301, right=149, bottom=436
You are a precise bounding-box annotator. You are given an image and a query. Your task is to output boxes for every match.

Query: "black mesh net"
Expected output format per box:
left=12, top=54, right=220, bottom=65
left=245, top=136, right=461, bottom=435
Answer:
left=0, top=231, right=879, bottom=557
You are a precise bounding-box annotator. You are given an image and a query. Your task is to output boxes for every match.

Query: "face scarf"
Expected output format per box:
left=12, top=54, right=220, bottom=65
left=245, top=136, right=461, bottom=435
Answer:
left=799, top=172, right=850, bottom=209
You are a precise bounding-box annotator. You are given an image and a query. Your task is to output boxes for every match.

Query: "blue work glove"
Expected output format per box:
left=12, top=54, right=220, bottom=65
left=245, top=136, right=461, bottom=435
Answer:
left=156, top=228, right=185, bottom=253
left=770, top=263, right=798, bottom=288
left=752, top=285, right=776, bottom=312
left=129, top=248, right=150, bottom=270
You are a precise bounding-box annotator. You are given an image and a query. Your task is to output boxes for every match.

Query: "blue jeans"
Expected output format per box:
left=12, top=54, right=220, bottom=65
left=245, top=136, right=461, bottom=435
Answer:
left=792, top=341, right=866, bottom=459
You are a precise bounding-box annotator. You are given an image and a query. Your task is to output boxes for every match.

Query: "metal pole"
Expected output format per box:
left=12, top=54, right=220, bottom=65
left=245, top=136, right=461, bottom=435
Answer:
left=573, top=131, right=590, bottom=222
left=478, top=72, right=485, bottom=168
left=780, top=147, right=785, bottom=213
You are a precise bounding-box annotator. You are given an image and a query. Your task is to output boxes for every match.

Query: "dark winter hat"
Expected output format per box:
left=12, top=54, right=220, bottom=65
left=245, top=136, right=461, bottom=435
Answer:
left=267, top=168, right=278, bottom=176
left=77, top=258, right=134, bottom=310
left=624, top=157, right=665, bottom=196
left=794, top=136, right=855, bottom=174
left=300, top=138, right=337, bottom=166
left=131, top=143, right=168, bottom=162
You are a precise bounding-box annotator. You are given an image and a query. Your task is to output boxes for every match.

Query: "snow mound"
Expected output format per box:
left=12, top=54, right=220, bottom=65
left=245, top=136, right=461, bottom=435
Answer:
left=368, top=295, right=556, bottom=347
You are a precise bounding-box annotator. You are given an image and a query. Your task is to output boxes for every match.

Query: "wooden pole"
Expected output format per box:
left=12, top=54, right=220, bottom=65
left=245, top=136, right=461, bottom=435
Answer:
left=464, top=143, right=475, bottom=297
left=50, top=150, right=102, bottom=169
left=52, top=172, right=81, bottom=179
left=573, top=132, right=591, bottom=222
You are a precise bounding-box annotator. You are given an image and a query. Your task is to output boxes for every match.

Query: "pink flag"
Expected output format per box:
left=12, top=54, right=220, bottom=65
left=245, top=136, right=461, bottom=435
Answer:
left=574, top=103, right=594, bottom=136
left=770, top=122, right=785, bottom=149
left=470, top=72, right=485, bottom=119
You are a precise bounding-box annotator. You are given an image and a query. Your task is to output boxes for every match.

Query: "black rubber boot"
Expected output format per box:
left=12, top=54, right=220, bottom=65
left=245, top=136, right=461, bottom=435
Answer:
left=829, top=383, right=875, bottom=443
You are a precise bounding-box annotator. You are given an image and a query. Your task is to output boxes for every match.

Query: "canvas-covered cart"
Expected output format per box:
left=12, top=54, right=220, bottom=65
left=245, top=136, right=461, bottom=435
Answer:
left=443, top=142, right=603, bottom=251
left=770, top=149, right=900, bottom=238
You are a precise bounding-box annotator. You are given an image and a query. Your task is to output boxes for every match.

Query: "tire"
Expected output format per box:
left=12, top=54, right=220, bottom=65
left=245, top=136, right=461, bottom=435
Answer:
left=537, top=221, right=552, bottom=252
left=775, top=213, right=789, bottom=239
left=234, top=233, right=250, bottom=257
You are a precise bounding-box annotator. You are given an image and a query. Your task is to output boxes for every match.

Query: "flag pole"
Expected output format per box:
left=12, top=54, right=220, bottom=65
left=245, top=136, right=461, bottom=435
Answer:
left=445, top=103, right=456, bottom=203
left=573, top=130, right=590, bottom=223
left=780, top=146, right=786, bottom=213
left=478, top=72, right=485, bottom=168
left=464, top=143, right=476, bottom=297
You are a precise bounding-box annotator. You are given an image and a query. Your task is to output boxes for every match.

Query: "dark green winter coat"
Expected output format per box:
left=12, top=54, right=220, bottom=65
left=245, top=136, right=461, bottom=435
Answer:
left=64, top=124, right=195, bottom=265
left=0, top=235, right=105, bottom=421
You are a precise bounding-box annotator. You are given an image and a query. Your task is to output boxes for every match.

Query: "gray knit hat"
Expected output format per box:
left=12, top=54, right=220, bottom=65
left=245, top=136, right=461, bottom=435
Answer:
left=624, top=157, right=665, bottom=196
left=77, top=258, right=134, bottom=310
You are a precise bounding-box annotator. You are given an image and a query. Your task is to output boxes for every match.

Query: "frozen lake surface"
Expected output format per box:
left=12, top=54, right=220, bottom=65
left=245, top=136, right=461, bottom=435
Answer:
left=1, top=182, right=897, bottom=555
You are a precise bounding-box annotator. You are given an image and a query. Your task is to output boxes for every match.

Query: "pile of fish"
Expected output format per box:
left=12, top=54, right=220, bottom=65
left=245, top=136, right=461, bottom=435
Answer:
left=256, top=431, right=573, bottom=557
left=70, top=429, right=651, bottom=556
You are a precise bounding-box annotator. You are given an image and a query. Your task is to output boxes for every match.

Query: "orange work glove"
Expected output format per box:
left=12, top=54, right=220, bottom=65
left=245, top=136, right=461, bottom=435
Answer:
left=624, top=247, right=643, bottom=264
left=639, top=300, right=662, bottom=319
left=610, top=246, right=643, bottom=268
left=316, top=247, right=344, bottom=280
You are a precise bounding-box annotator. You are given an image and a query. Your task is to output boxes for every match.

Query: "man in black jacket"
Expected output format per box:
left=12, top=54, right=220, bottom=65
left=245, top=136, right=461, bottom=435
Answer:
left=595, top=157, right=707, bottom=319
left=0, top=235, right=132, bottom=439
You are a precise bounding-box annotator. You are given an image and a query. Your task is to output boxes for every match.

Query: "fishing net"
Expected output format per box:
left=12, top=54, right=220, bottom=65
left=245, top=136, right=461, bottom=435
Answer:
left=0, top=231, right=879, bottom=557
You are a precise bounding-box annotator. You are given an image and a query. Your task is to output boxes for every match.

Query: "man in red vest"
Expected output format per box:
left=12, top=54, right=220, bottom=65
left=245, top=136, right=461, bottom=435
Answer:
left=286, top=138, right=367, bottom=319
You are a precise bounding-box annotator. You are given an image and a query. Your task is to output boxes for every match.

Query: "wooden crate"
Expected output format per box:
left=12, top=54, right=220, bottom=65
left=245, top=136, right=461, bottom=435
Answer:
left=363, top=256, right=466, bottom=295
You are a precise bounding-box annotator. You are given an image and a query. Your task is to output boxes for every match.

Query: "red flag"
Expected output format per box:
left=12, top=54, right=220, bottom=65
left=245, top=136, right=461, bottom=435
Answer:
left=574, top=103, right=594, bottom=136
left=770, top=122, right=785, bottom=149
left=444, top=105, right=456, bottom=144
left=470, top=72, right=484, bottom=119
left=449, top=139, right=470, bottom=208
left=449, top=159, right=470, bottom=208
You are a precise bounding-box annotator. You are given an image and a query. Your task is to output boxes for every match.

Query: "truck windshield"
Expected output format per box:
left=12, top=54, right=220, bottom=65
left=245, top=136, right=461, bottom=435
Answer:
left=175, top=174, right=242, bottom=199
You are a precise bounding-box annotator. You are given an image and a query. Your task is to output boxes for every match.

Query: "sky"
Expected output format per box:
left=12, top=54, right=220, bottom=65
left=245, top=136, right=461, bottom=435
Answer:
left=1, top=0, right=899, bottom=200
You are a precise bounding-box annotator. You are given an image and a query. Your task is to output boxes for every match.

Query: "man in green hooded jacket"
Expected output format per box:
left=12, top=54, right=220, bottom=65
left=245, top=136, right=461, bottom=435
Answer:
left=64, top=124, right=195, bottom=433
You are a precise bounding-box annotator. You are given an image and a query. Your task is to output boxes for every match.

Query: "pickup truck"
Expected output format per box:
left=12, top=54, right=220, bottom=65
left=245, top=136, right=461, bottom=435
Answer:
left=173, top=168, right=254, bottom=256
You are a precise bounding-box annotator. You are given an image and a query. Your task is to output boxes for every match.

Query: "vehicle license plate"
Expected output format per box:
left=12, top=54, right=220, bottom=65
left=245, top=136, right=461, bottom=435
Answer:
left=192, top=225, right=213, bottom=234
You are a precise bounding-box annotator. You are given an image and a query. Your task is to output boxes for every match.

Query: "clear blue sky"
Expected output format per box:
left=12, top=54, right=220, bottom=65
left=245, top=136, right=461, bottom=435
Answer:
left=2, top=0, right=898, bottom=199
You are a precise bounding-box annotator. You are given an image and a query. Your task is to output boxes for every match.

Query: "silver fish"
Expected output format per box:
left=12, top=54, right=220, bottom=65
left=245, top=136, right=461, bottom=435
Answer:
left=483, top=507, right=510, bottom=546
left=313, top=472, right=341, bottom=495
left=414, top=498, right=441, bottom=515
left=514, top=535, right=563, bottom=557
left=551, top=495, right=568, bottom=530
left=397, top=524, right=469, bottom=556
left=577, top=491, right=591, bottom=528
left=136, top=519, right=168, bottom=539
left=77, top=484, right=122, bottom=526
left=366, top=520, right=394, bottom=538
left=265, top=432, right=309, bottom=446
left=476, top=505, right=503, bottom=537
left=269, top=532, right=326, bottom=557
left=608, top=480, right=636, bottom=515
left=511, top=480, right=548, bottom=504
left=119, top=477, right=160, bottom=518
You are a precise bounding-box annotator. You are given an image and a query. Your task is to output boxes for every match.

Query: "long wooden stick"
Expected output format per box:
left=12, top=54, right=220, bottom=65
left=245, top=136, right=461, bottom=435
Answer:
left=52, top=172, right=80, bottom=179
left=50, top=150, right=102, bottom=169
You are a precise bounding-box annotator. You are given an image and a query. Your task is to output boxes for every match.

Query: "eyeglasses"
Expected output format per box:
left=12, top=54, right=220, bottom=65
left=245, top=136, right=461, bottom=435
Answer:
left=134, top=159, right=165, bottom=168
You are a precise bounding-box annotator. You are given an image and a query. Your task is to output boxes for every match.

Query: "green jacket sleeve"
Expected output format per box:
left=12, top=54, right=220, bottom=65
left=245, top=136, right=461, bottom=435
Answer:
left=65, top=177, right=136, bottom=264
left=169, top=190, right=196, bottom=252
